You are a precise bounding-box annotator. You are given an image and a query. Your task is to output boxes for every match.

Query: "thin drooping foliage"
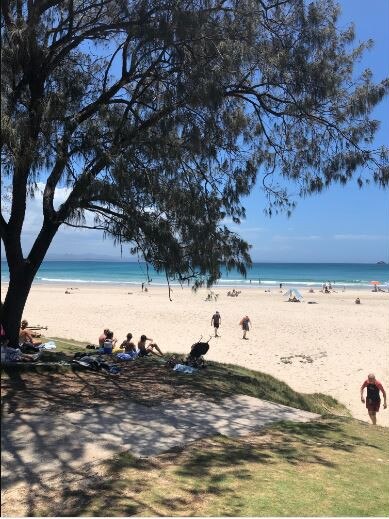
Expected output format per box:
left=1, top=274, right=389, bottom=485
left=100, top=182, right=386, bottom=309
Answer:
left=1, top=0, right=388, bottom=343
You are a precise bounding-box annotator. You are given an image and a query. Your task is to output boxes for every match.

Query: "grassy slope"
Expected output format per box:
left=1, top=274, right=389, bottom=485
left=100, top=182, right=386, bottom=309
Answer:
left=44, top=417, right=389, bottom=517
left=2, top=337, right=345, bottom=415
left=3, top=338, right=389, bottom=516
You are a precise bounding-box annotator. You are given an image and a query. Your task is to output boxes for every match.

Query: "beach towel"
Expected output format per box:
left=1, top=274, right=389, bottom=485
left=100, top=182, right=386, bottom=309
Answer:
left=173, top=364, right=198, bottom=374
left=39, top=341, right=56, bottom=350
left=117, top=352, right=137, bottom=361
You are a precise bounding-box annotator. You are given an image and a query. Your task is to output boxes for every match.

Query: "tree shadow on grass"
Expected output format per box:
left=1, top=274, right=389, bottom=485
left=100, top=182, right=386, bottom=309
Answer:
left=162, top=413, right=359, bottom=482
left=1, top=360, right=187, bottom=516
left=1, top=359, right=383, bottom=517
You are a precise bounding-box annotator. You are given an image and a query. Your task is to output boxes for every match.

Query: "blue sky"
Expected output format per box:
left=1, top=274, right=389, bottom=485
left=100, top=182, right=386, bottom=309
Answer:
left=3, top=1, right=389, bottom=263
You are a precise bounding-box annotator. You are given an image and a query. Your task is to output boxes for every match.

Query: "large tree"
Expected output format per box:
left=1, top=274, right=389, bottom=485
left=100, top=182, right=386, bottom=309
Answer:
left=1, top=0, right=388, bottom=344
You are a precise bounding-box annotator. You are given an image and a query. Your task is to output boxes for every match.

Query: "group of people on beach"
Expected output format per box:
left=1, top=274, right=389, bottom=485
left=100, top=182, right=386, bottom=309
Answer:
left=98, top=329, right=164, bottom=357
left=1, top=306, right=387, bottom=427
left=227, top=289, right=241, bottom=297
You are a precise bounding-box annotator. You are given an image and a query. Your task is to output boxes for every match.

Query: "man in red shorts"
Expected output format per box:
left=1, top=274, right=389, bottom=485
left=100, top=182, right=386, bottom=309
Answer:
left=360, top=373, right=387, bottom=425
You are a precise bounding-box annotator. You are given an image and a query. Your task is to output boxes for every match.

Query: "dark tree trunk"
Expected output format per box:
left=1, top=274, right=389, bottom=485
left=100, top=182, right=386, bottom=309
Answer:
left=2, top=266, right=36, bottom=347
left=1, top=220, right=59, bottom=346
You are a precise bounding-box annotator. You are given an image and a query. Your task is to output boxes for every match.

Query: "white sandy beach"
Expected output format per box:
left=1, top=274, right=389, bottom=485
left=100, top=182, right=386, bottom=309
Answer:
left=3, top=282, right=389, bottom=426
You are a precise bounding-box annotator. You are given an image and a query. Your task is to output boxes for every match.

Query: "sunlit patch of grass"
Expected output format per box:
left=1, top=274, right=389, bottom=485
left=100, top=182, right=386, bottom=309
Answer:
left=71, top=416, right=388, bottom=517
left=3, top=339, right=388, bottom=517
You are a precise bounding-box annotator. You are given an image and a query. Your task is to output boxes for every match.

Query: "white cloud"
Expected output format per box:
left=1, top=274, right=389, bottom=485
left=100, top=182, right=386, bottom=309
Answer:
left=2, top=182, right=118, bottom=258
left=334, top=234, right=388, bottom=241
left=22, top=183, right=97, bottom=236
left=241, top=227, right=265, bottom=233
left=272, top=235, right=321, bottom=242
left=230, top=226, right=265, bottom=234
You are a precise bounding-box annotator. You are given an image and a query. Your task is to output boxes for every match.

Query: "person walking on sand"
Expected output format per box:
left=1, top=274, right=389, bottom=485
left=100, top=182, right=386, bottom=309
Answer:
left=360, top=373, right=387, bottom=425
left=239, top=315, right=251, bottom=340
left=211, top=311, right=221, bottom=337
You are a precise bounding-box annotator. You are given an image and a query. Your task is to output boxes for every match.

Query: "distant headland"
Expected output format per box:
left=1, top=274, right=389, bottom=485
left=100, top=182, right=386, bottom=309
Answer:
left=376, top=261, right=387, bottom=265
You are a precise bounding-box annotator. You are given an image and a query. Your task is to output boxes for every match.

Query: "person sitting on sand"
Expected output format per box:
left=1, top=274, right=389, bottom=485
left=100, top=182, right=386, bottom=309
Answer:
left=355, top=297, right=361, bottom=304
left=120, top=333, right=137, bottom=354
left=360, top=373, right=387, bottom=425
left=99, top=328, right=110, bottom=347
left=239, top=315, right=251, bottom=340
left=102, top=331, right=117, bottom=354
left=137, top=335, right=164, bottom=357
left=19, top=320, right=42, bottom=351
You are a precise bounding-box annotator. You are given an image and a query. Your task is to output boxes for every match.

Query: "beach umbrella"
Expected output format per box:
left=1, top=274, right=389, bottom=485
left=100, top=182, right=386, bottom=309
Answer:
left=370, top=281, right=380, bottom=285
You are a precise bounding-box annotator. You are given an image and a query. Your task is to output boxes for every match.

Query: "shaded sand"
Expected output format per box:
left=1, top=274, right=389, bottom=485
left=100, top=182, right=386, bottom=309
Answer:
left=3, top=282, right=389, bottom=426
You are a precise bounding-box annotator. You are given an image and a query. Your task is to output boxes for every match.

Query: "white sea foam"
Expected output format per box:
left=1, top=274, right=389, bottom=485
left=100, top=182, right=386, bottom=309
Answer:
left=36, top=277, right=185, bottom=287
left=37, top=277, right=139, bottom=284
left=28, top=276, right=376, bottom=289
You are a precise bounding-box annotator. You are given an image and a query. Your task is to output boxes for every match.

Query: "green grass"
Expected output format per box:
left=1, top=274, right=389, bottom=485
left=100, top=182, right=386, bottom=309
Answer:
left=2, top=337, right=345, bottom=416
left=3, top=337, right=388, bottom=516
left=47, top=416, right=389, bottom=517
left=170, top=359, right=347, bottom=416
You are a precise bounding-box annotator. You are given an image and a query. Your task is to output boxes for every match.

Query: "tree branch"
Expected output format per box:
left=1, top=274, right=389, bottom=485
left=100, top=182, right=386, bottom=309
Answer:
left=1, top=0, right=13, bottom=26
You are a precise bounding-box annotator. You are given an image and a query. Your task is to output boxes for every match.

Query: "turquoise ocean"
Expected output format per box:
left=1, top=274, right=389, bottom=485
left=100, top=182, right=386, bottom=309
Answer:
left=1, top=261, right=389, bottom=289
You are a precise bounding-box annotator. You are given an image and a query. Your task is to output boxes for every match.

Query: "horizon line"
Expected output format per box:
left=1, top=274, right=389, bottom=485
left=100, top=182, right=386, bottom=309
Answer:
left=1, top=259, right=387, bottom=265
